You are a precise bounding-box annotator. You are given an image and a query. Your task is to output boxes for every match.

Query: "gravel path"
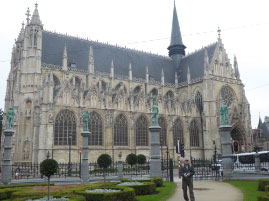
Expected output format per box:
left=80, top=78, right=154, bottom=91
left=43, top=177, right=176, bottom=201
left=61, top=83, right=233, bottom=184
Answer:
left=167, top=180, right=243, bottom=201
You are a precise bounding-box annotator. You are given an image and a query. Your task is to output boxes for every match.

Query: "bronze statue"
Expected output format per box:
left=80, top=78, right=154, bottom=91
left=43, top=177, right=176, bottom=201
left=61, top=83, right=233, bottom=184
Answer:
left=6, top=106, right=15, bottom=129
left=220, top=103, right=229, bottom=125
left=82, top=111, right=89, bottom=131
left=151, top=102, right=159, bottom=126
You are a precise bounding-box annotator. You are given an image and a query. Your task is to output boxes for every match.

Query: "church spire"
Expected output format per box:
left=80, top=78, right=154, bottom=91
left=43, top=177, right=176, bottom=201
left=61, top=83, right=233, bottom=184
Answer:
left=234, top=55, right=240, bottom=80
left=30, top=2, right=42, bottom=26
left=62, top=44, right=68, bottom=71
left=88, top=46, right=94, bottom=74
left=17, top=22, right=25, bottom=42
left=167, top=1, right=186, bottom=60
left=258, top=114, right=263, bottom=129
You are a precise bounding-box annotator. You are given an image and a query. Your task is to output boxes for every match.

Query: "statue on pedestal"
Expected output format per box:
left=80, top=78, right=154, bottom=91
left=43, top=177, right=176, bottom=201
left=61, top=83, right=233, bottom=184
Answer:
left=6, top=106, right=15, bottom=129
left=82, top=111, right=89, bottom=131
left=151, top=102, right=159, bottom=126
left=220, top=103, right=229, bottom=125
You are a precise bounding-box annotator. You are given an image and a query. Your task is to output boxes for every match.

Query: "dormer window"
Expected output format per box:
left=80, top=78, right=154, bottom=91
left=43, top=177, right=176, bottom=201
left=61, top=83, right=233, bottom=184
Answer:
left=70, top=63, right=77, bottom=68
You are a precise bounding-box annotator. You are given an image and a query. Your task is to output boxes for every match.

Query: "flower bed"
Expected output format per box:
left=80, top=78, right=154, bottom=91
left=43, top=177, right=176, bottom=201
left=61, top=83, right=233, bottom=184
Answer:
left=75, top=186, right=135, bottom=201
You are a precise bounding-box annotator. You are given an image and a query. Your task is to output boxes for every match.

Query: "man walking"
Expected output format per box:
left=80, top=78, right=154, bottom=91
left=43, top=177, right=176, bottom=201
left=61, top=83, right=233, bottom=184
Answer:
left=180, top=157, right=195, bottom=201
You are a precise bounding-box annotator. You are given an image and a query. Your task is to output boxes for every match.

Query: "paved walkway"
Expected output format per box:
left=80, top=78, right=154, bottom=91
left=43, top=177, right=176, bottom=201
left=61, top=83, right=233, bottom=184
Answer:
left=167, top=179, right=243, bottom=201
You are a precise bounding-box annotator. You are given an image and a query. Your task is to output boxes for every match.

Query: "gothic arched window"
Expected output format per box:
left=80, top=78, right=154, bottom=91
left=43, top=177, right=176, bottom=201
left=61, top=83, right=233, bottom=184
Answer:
left=114, top=114, right=128, bottom=146
left=54, top=109, right=76, bottom=146
left=135, top=116, right=148, bottom=146
left=159, top=117, right=167, bottom=146
left=221, top=86, right=234, bottom=107
left=88, top=112, right=103, bottom=146
left=173, top=118, right=184, bottom=146
left=190, top=120, right=199, bottom=147
left=195, top=91, right=203, bottom=114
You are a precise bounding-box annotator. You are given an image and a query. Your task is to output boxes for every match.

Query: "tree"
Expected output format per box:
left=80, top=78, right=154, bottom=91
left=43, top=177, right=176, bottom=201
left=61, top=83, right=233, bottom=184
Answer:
left=40, top=159, right=59, bottom=200
left=137, top=154, right=147, bottom=178
left=126, top=153, right=137, bottom=179
left=97, top=154, right=112, bottom=189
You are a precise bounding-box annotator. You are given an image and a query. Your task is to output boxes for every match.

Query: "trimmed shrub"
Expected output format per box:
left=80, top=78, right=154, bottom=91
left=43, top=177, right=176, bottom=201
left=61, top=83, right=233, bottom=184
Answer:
left=119, top=182, right=156, bottom=195
left=0, top=188, right=18, bottom=200
left=0, top=183, right=51, bottom=189
left=137, top=154, right=146, bottom=165
left=258, top=179, right=269, bottom=191
left=152, top=177, right=163, bottom=187
left=257, top=195, right=269, bottom=201
left=126, top=154, right=137, bottom=166
left=10, top=189, right=47, bottom=200
left=97, top=154, right=112, bottom=189
left=75, top=186, right=135, bottom=201
left=40, top=159, right=59, bottom=177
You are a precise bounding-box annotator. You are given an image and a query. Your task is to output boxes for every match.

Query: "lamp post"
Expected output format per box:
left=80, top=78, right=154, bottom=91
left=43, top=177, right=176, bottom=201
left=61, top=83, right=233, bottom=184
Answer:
left=160, top=137, right=163, bottom=171
left=68, top=135, right=72, bottom=176
left=79, top=146, right=82, bottom=178
left=46, top=151, right=50, bottom=159
left=166, top=145, right=169, bottom=180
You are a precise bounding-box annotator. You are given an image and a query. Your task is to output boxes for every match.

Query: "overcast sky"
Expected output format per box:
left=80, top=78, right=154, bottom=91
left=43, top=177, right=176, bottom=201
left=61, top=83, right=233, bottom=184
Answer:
left=0, top=0, right=268, bottom=128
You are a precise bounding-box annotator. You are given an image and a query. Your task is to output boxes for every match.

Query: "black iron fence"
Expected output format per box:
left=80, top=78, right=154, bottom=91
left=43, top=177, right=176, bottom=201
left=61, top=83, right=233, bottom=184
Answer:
left=190, top=158, right=222, bottom=180
left=9, top=161, right=150, bottom=180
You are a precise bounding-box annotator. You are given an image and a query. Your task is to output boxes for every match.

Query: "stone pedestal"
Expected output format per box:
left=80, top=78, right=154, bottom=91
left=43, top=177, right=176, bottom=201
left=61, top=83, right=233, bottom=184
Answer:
left=219, top=125, right=233, bottom=180
left=81, top=131, right=90, bottom=184
left=117, top=160, right=123, bottom=180
left=255, top=153, right=261, bottom=173
left=149, top=125, right=162, bottom=178
left=1, top=129, right=15, bottom=185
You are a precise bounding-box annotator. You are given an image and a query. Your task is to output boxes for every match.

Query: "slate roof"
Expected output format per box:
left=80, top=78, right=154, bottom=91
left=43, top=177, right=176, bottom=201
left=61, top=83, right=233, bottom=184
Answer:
left=259, top=122, right=269, bottom=138
left=178, top=43, right=217, bottom=82
left=41, top=31, right=217, bottom=84
left=41, top=31, right=176, bottom=83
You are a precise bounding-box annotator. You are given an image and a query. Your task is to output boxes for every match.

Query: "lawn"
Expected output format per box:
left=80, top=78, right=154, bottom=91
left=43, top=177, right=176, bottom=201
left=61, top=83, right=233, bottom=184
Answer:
left=225, top=180, right=263, bottom=201
left=136, top=181, right=176, bottom=201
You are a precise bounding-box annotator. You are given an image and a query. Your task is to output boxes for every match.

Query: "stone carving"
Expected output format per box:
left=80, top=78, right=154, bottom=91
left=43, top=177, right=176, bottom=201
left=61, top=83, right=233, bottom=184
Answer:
left=6, top=106, right=15, bottom=129
left=48, top=112, right=54, bottom=123
left=150, top=102, right=159, bottom=126
left=26, top=108, right=31, bottom=118
left=220, top=103, right=229, bottom=125
left=105, top=109, right=114, bottom=127
left=82, top=110, right=89, bottom=131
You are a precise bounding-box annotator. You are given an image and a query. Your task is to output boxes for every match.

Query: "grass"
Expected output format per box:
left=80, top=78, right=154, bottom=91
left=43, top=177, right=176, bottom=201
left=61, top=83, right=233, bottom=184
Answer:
left=225, top=180, right=263, bottom=201
left=136, top=181, right=176, bottom=201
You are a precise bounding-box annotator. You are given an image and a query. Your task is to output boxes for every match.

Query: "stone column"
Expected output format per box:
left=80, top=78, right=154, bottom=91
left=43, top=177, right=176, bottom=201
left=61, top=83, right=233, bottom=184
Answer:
left=149, top=125, right=162, bottom=178
left=118, top=160, right=123, bottom=180
left=255, top=152, right=261, bottom=173
left=219, top=125, right=233, bottom=180
left=81, top=131, right=90, bottom=184
left=1, top=129, right=15, bottom=185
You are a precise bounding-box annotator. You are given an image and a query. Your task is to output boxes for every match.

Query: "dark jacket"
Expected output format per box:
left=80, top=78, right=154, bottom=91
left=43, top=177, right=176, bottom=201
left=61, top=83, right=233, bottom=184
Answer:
left=180, top=164, right=195, bottom=181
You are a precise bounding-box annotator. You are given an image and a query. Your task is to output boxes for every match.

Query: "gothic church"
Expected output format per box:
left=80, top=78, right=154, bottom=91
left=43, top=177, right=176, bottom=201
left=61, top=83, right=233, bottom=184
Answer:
left=2, top=3, right=252, bottom=163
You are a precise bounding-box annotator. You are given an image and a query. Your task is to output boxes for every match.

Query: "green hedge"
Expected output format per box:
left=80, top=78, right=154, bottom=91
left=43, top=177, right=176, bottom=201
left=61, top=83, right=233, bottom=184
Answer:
left=75, top=186, right=135, bottom=201
left=0, top=188, right=18, bottom=200
left=0, top=183, right=52, bottom=189
left=258, top=179, right=269, bottom=191
left=10, top=188, right=47, bottom=200
left=152, top=177, right=163, bottom=187
left=258, top=185, right=269, bottom=201
left=118, top=182, right=156, bottom=195
left=257, top=195, right=269, bottom=201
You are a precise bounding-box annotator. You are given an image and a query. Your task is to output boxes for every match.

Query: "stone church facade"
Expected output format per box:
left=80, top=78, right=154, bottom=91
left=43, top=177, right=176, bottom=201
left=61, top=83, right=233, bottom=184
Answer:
left=2, top=3, right=252, bottom=164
